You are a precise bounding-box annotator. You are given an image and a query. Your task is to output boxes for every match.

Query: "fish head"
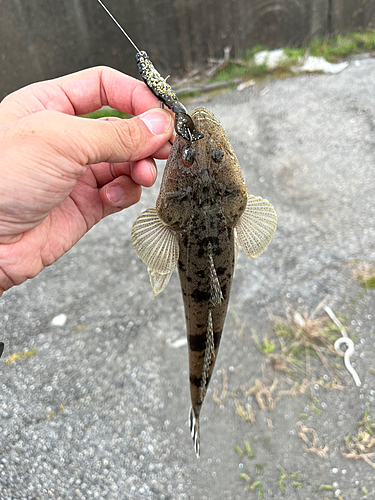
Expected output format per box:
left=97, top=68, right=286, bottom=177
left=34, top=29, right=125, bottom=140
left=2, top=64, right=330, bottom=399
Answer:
left=156, top=107, right=248, bottom=230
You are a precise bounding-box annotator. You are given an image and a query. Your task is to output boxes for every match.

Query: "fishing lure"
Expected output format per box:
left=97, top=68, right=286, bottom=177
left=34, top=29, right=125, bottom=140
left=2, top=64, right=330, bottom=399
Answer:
left=96, top=0, right=204, bottom=142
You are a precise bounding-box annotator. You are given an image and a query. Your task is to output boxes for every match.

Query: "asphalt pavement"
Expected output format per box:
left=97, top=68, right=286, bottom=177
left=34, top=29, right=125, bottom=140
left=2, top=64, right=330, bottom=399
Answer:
left=1, top=56, right=375, bottom=500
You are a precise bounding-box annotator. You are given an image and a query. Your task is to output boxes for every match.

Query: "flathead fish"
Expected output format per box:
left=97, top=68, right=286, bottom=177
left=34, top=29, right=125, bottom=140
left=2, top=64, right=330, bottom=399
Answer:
left=131, top=108, right=277, bottom=457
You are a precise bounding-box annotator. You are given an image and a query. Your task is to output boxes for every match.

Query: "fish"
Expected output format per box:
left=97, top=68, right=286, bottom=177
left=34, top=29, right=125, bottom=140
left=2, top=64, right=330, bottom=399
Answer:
left=95, top=0, right=277, bottom=458
left=131, top=107, right=277, bottom=457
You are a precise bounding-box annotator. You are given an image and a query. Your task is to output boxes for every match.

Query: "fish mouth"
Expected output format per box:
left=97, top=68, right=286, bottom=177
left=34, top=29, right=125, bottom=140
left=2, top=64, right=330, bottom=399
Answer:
left=191, top=107, right=221, bottom=126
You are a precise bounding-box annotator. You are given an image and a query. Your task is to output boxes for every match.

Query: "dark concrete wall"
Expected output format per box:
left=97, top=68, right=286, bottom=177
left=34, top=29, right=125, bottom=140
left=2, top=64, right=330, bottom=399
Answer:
left=0, top=0, right=374, bottom=100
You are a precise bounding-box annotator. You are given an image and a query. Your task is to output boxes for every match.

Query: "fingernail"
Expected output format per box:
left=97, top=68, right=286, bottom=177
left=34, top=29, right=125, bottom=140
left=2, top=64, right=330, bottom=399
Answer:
left=150, top=165, right=158, bottom=182
left=140, top=109, right=172, bottom=135
left=147, top=160, right=158, bottom=182
left=106, top=185, right=124, bottom=203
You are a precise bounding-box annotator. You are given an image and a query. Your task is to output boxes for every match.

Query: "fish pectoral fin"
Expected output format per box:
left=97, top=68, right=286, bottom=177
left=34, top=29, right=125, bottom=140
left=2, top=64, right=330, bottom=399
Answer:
left=189, top=406, right=200, bottom=458
left=234, top=229, right=239, bottom=275
left=148, top=269, right=174, bottom=298
left=235, top=195, right=277, bottom=258
left=131, top=208, right=179, bottom=297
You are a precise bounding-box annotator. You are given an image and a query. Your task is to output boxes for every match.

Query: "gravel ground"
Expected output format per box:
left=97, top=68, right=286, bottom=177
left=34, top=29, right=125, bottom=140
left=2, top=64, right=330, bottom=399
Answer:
left=1, top=56, right=375, bottom=500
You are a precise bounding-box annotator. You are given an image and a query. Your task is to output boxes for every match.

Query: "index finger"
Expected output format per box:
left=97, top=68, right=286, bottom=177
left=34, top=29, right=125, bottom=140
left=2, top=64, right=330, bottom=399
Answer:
left=0, top=66, right=163, bottom=123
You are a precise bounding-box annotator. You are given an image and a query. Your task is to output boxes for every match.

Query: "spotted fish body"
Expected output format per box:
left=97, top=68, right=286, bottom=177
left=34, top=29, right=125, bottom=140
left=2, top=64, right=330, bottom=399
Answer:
left=131, top=108, right=277, bottom=457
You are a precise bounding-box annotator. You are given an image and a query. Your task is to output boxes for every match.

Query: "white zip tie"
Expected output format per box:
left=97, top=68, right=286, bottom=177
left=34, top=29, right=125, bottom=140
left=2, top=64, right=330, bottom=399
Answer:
left=324, top=306, right=361, bottom=387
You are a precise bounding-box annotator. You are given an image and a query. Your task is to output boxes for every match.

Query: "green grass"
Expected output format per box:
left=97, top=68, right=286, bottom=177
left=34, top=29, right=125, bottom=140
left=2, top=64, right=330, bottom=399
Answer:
left=266, top=312, right=342, bottom=379
left=79, top=32, right=375, bottom=118
left=255, top=462, right=267, bottom=473
left=351, top=261, right=375, bottom=289
left=341, top=409, right=375, bottom=470
left=243, top=45, right=265, bottom=60
left=239, top=472, right=265, bottom=497
left=277, top=467, right=301, bottom=491
left=310, top=35, right=356, bottom=61
left=235, top=402, right=255, bottom=425
left=209, top=62, right=250, bottom=82
left=310, top=32, right=375, bottom=61
left=82, top=31, right=375, bottom=110
left=283, top=47, right=306, bottom=59
left=319, top=484, right=334, bottom=491
left=358, top=275, right=375, bottom=289
left=206, top=30, right=375, bottom=87
left=252, top=330, right=275, bottom=354
left=358, top=408, right=375, bottom=435
left=81, top=107, right=131, bottom=120
left=235, top=440, right=255, bottom=458
left=6, top=348, right=37, bottom=364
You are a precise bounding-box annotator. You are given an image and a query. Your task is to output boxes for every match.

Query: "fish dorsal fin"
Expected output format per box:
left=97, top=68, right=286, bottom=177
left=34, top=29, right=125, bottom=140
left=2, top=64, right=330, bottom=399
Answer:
left=199, top=310, right=216, bottom=403
left=208, top=244, right=223, bottom=306
left=190, top=310, right=215, bottom=458
left=131, top=208, right=179, bottom=297
left=235, top=195, right=277, bottom=258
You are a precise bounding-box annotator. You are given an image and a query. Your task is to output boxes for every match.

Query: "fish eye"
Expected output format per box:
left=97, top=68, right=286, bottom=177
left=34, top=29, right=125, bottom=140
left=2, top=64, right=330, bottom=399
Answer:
left=212, top=146, right=224, bottom=163
left=182, top=144, right=195, bottom=168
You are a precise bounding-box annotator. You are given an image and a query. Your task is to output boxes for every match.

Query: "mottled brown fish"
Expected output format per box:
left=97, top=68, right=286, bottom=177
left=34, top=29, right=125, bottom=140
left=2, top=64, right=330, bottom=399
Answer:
left=131, top=108, right=277, bottom=457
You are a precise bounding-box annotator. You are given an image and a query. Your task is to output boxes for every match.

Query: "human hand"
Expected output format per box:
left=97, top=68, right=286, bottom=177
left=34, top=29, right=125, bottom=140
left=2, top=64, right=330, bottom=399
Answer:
left=0, top=66, right=174, bottom=296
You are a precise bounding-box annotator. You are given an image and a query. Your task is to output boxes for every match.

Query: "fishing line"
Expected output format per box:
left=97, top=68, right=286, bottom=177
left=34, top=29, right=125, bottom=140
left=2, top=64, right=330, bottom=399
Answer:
left=95, top=0, right=140, bottom=53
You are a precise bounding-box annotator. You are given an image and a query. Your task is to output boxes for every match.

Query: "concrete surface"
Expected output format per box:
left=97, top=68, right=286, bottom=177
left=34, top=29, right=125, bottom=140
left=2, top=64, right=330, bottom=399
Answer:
left=0, top=56, right=375, bottom=499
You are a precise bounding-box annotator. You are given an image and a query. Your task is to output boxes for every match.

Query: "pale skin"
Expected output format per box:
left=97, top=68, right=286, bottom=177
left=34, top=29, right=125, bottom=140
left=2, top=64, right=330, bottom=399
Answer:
left=0, top=66, right=174, bottom=297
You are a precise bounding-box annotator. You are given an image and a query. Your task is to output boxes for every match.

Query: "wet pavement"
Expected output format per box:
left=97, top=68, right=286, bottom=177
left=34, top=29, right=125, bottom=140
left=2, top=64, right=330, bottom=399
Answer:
left=0, top=56, right=375, bottom=499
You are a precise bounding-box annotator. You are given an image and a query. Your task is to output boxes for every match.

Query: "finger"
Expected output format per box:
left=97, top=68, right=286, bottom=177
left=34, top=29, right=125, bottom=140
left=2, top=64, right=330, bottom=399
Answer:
left=98, top=116, right=122, bottom=122
left=0, top=66, right=167, bottom=123
left=100, top=175, right=142, bottom=209
left=97, top=115, right=172, bottom=159
left=130, top=158, right=157, bottom=187
left=152, top=140, right=172, bottom=159
left=91, top=157, right=157, bottom=189
left=9, top=108, right=174, bottom=175
left=87, top=109, right=173, bottom=163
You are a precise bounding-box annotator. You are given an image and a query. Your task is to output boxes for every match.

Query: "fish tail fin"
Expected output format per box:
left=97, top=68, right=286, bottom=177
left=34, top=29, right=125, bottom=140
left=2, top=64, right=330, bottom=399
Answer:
left=189, top=406, right=200, bottom=458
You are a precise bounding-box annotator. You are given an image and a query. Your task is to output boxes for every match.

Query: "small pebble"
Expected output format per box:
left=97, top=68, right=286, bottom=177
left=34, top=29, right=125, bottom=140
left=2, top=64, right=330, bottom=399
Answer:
left=51, top=314, right=67, bottom=326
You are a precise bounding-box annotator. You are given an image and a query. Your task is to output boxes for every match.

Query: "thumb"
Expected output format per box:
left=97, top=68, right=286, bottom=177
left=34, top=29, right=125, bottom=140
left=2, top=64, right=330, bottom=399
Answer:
left=89, top=108, right=174, bottom=164
left=15, top=108, right=174, bottom=170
